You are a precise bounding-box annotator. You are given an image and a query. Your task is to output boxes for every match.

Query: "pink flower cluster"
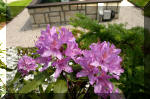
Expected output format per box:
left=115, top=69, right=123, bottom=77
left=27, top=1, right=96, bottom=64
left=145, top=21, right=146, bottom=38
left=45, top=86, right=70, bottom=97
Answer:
left=18, top=25, right=80, bottom=77
left=75, top=42, right=124, bottom=98
left=18, top=55, right=37, bottom=76
left=18, top=25, right=124, bottom=98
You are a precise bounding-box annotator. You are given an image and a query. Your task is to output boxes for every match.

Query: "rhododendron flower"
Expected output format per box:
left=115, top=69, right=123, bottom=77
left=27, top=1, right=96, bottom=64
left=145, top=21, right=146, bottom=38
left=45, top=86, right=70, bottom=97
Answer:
left=18, top=55, right=37, bottom=76
left=65, top=42, right=82, bottom=60
left=35, top=25, right=63, bottom=59
left=76, top=56, right=99, bottom=85
left=17, top=24, right=124, bottom=99
left=88, top=41, right=124, bottom=79
left=52, top=57, right=73, bottom=78
left=94, top=71, right=114, bottom=97
left=35, top=56, right=51, bottom=72
left=76, top=41, right=124, bottom=97
left=59, top=27, right=76, bottom=44
left=35, top=25, right=77, bottom=60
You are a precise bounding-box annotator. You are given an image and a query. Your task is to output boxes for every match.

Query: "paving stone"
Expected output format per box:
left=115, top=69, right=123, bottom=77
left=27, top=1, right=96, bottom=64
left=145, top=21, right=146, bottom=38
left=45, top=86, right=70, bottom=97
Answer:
left=30, top=15, right=35, bottom=24
left=86, top=3, right=97, bottom=14
left=49, top=12, right=60, bottom=16
left=35, top=7, right=49, bottom=13
left=80, top=10, right=85, bottom=15
left=65, top=11, right=79, bottom=21
left=34, top=14, right=45, bottom=24
left=87, top=14, right=96, bottom=20
left=45, top=13, right=49, bottom=23
left=70, top=4, right=78, bottom=10
left=32, top=24, right=39, bottom=28
left=28, top=9, right=34, bottom=14
left=61, top=12, right=65, bottom=22
left=62, top=5, right=69, bottom=11
left=50, top=6, right=62, bottom=11
left=82, top=4, right=86, bottom=9
left=78, top=4, right=82, bottom=9
left=50, top=16, right=60, bottom=23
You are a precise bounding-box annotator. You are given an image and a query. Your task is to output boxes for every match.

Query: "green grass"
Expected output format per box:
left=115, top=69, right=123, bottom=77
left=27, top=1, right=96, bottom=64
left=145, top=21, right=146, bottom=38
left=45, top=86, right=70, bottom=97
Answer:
left=8, top=0, right=32, bottom=18
left=129, top=0, right=149, bottom=7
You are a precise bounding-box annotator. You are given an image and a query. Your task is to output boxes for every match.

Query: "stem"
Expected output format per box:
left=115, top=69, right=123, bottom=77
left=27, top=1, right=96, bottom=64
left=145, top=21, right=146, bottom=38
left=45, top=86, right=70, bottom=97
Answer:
left=62, top=73, right=74, bottom=98
left=83, top=84, right=91, bottom=99
left=62, top=72, right=70, bottom=90
left=0, top=78, right=6, bottom=89
left=76, top=86, right=83, bottom=98
left=39, top=84, right=43, bottom=93
left=98, top=96, right=101, bottom=99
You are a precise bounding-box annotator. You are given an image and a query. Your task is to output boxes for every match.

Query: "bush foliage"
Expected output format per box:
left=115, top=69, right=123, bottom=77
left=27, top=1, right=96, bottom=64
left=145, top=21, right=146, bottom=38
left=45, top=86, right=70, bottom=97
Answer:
left=0, top=0, right=11, bottom=22
left=3, top=14, right=148, bottom=99
left=70, top=13, right=146, bottom=98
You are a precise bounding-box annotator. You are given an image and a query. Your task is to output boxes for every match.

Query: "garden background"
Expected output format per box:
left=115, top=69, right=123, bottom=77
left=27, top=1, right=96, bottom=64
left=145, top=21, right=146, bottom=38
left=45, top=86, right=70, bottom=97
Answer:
left=0, top=0, right=150, bottom=99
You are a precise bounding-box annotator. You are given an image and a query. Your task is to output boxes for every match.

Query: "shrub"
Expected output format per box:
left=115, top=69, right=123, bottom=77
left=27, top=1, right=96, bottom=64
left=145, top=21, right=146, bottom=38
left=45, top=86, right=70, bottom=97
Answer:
left=5, top=24, right=124, bottom=99
left=4, top=13, right=147, bottom=99
left=70, top=13, right=145, bottom=98
left=144, top=2, right=150, bottom=17
left=0, top=0, right=11, bottom=22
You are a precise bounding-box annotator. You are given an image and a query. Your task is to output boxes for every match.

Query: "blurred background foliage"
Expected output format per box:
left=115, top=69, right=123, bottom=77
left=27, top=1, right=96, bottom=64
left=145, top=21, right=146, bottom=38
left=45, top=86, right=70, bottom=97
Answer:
left=2, top=13, right=149, bottom=99
left=70, top=13, right=147, bottom=98
left=0, top=0, right=11, bottom=22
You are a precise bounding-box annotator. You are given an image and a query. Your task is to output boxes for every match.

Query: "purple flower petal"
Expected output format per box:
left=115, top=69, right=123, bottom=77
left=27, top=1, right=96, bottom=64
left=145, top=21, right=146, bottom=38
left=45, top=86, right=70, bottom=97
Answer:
left=64, top=66, right=73, bottom=73
left=52, top=57, right=72, bottom=78
left=76, top=70, right=88, bottom=78
left=18, top=55, right=37, bottom=76
left=54, top=68, right=62, bottom=78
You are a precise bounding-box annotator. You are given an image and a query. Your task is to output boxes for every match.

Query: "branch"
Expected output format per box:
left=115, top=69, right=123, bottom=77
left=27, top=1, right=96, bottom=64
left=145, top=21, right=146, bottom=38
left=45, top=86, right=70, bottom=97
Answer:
left=0, top=78, right=6, bottom=89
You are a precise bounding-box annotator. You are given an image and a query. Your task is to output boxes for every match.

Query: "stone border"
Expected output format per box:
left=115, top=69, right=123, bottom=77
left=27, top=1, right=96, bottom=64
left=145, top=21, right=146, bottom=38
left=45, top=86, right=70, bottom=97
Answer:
left=27, top=0, right=122, bottom=28
left=27, top=0, right=122, bottom=8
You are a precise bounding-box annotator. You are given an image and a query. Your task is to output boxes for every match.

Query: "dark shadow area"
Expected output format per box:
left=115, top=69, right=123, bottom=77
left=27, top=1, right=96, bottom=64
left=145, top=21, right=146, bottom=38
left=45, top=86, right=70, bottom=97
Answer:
left=144, top=2, right=150, bottom=98
left=20, top=17, right=32, bottom=31
left=2, top=93, right=127, bottom=99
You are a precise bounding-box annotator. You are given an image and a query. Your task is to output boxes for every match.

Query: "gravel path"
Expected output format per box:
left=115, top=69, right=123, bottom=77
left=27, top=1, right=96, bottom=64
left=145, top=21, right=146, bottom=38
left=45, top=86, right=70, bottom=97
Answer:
left=103, top=6, right=144, bottom=28
left=6, top=0, right=150, bottom=47
left=6, top=8, right=75, bottom=47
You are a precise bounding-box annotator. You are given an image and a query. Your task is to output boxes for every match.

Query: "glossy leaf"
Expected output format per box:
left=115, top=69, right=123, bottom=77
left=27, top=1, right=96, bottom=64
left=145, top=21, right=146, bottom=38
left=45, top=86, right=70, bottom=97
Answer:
left=53, top=79, right=68, bottom=93
left=18, top=70, right=49, bottom=93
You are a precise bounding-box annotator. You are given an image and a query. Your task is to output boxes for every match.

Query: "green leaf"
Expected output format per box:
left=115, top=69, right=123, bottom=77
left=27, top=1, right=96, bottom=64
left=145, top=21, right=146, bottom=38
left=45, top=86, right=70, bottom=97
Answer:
left=18, top=70, right=49, bottom=93
left=28, top=94, right=41, bottom=99
left=39, top=85, right=44, bottom=93
left=133, top=66, right=144, bottom=86
left=6, top=72, right=21, bottom=93
left=8, top=72, right=21, bottom=86
left=45, top=82, right=54, bottom=93
left=53, top=79, right=68, bottom=93
left=0, top=59, right=6, bottom=69
left=53, top=94, right=66, bottom=99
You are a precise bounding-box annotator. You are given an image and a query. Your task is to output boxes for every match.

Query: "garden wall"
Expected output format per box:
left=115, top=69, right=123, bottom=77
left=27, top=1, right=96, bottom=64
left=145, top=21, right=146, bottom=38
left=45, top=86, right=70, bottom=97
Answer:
left=27, top=0, right=122, bottom=28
